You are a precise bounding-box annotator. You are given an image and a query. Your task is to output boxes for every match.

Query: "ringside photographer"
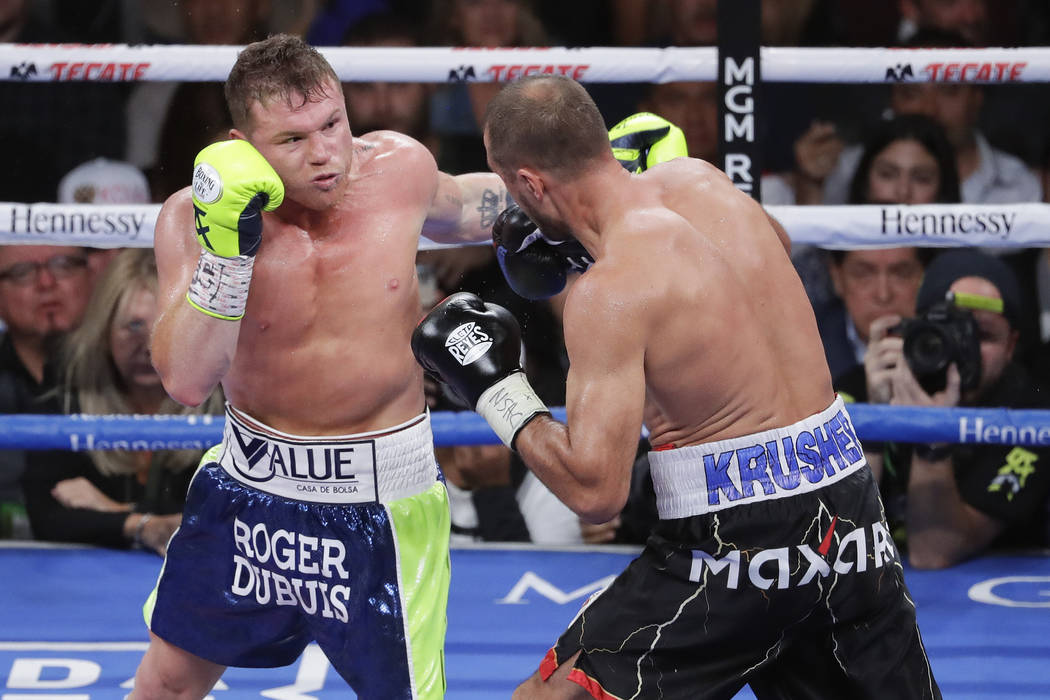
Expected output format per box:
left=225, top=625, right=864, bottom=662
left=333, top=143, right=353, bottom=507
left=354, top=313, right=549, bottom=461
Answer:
left=838, top=249, right=1050, bottom=569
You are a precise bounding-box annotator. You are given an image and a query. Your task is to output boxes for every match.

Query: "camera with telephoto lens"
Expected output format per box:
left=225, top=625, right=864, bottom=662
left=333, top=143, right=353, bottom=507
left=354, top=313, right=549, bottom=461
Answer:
left=896, top=300, right=982, bottom=395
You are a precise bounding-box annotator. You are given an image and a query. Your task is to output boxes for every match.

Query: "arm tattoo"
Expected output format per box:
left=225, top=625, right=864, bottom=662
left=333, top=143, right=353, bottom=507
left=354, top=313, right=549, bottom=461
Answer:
left=477, top=188, right=502, bottom=228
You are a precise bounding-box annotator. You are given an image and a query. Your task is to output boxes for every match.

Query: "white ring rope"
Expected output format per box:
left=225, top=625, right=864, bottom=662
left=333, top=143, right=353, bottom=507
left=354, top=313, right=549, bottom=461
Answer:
left=0, top=202, right=1046, bottom=251
left=4, top=43, right=1047, bottom=251
left=3, top=44, right=1050, bottom=83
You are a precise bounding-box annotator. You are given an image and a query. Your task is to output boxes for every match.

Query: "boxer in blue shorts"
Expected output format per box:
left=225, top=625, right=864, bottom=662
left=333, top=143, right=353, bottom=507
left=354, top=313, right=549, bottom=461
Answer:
left=146, top=408, right=449, bottom=697
left=413, top=76, right=941, bottom=698
left=131, top=34, right=512, bottom=700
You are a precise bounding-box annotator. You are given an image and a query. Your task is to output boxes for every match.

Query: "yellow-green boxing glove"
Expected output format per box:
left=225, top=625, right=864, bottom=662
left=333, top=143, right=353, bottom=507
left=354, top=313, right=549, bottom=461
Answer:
left=608, top=112, right=688, bottom=173
left=191, top=139, right=284, bottom=257
left=187, top=140, right=284, bottom=321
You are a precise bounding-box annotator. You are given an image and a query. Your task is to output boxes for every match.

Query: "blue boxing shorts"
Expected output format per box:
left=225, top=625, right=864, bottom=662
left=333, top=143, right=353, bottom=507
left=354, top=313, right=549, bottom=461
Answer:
left=542, top=396, right=941, bottom=700
left=144, top=405, right=450, bottom=700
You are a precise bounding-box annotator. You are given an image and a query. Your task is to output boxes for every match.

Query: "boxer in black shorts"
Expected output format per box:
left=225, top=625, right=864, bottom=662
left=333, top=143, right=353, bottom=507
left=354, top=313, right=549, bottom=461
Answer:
left=412, top=76, right=941, bottom=699
left=542, top=398, right=936, bottom=699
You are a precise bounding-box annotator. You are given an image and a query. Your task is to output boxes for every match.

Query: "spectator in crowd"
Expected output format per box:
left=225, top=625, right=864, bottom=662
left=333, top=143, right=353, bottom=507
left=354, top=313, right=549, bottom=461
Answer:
left=341, top=11, right=437, bottom=156
left=427, top=0, right=549, bottom=174
left=815, top=114, right=956, bottom=381
left=760, top=0, right=828, bottom=46
left=773, top=29, right=1042, bottom=206
left=57, top=157, right=152, bottom=277
left=1029, top=153, right=1050, bottom=382
left=647, top=0, right=831, bottom=48
left=137, top=0, right=316, bottom=43
left=866, top=249, right=1050, bottom=568
left=893, top=0, right=1036, bottom=47
left=897, top=0, right=990, bottom=44
left=125, top=0, right=269, bottom=194
left=1031, top=245, right=1050, bottom=386
left=648, top=0, right=718, bottom=46
left=0, top=244, right=98, bottom=537
left=150, top=83, right=233, bottom=201
left=58, top=158, right=150, bottom=207
left=0, top=246, right=95, bottom=399
left=306, top=0, right=427, bottom=45
left=533, top=0, right=653, bottom=47
left=638, top=81, right=719, bottom=162
left=895, top=0, right=1050, bottom=175
left=49, top=0, right=131, bottom=43
left=1001, top=147, right=1050, bottom=385
left=647, top=0, right=854, bottom=176
left=21, top=249, right=223, bottom=554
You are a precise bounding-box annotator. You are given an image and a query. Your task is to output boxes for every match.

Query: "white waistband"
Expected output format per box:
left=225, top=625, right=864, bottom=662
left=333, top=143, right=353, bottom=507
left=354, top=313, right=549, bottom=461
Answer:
left=649, top=397, right=866, bottom=519
left=217, top=405, right=438, bottom=504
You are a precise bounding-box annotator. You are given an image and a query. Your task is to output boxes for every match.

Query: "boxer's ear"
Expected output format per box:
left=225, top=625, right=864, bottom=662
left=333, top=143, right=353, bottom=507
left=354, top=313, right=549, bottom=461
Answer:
left=517, top=168, right=544, bottom=203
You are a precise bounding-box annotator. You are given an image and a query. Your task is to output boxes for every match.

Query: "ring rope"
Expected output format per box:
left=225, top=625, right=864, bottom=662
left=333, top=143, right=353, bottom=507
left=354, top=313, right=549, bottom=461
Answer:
left=1, top=45, right=1049, bottom=83
left=1, top=202, right=1046, bottom=251
left=3, top=44, right=1046, bottom=455
left=1, top=406, right=1048, bottom=450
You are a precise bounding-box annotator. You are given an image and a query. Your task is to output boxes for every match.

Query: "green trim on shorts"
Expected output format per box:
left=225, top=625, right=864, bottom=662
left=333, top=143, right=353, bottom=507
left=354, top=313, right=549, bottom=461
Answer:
left=388, top=481, right=451, bottom=700
left=143, top=444, right=222, bottom=627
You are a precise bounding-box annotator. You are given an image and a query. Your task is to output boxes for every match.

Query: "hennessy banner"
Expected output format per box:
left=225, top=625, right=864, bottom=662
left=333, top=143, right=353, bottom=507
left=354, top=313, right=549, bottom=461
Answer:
left=2, top=203, right=1049, bottom=250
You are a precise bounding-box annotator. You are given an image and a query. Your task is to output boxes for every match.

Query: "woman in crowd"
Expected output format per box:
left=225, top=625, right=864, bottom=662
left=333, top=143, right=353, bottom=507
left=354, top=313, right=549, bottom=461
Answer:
left=21, top=249, right=223, bottom=555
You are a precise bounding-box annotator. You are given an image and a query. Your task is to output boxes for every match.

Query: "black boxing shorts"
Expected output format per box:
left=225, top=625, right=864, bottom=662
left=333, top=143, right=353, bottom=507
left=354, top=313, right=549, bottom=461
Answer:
left=542, top=396, right=941, bottom=700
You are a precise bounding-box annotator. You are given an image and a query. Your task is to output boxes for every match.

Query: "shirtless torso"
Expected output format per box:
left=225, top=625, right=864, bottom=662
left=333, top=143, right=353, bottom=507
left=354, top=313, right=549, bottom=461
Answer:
left=156, top=135, right=433, bottom=434
left=154, top=126, right=500, bottom=435
left=589, top=157, right=835, bottom=449
left=495, top=155, right=836, bottom=522
left=474, top=75, right=937, bottom=700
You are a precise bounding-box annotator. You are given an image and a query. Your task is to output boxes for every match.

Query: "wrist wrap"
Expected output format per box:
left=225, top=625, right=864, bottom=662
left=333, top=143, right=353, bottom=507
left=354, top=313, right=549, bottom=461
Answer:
left=186, top=250, right=255, bottom=321
left=475, top=372, right=549, bottom=449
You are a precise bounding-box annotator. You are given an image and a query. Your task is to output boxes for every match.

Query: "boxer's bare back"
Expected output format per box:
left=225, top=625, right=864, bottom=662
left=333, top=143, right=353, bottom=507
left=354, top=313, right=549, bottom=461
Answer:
left=513, top=155, right=837, bottom=519
left=589, top=157, right=835, bottom=449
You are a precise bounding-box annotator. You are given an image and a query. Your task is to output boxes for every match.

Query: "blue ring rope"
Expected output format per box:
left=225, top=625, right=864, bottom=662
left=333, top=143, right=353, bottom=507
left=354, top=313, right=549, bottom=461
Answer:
left=0, top=405, right=1047, bottom=451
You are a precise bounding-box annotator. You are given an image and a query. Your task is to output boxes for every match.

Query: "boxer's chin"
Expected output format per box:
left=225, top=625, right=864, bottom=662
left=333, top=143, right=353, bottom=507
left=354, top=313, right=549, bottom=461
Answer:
left=529, top=212, right=573, bottom=242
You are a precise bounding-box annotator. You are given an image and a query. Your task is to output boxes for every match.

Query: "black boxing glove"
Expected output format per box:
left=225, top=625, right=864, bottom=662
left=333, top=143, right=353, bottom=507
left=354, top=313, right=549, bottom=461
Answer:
left=492, top=203, right=594, bottom=300
left=412, top=292, right=549, bottom=448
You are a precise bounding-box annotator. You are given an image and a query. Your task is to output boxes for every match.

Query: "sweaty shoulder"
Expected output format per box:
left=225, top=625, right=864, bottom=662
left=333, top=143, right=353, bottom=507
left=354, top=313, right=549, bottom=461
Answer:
left=646, top=156, right=732, bottom=194
left=646, top=157, right=770, bottom=237
left=164, top=185, right=193, bottom=211
left=155, top=187, right=194, bottom=242
left=355, top=131, right=437, bottom=174
left=353, top=130, right=439, bottom=202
